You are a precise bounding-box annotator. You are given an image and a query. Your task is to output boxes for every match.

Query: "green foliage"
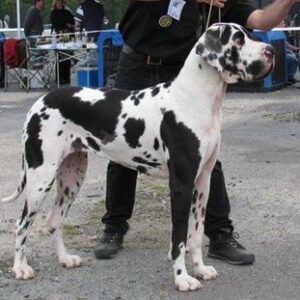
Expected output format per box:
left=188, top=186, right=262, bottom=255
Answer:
left=0, top=0, right=127, bottom=28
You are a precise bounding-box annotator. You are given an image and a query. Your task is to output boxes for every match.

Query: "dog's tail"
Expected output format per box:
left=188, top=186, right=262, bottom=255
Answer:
left=1, top=155, right=26, bottom=203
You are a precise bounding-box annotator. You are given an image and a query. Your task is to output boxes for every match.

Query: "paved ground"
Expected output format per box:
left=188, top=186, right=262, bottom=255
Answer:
left=0, top=85, right=299, bottom=300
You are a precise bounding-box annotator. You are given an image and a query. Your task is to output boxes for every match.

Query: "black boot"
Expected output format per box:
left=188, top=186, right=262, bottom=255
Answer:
left=208, top=228, right=255, bottom=265
left=94, top=231, right=124, bottom=259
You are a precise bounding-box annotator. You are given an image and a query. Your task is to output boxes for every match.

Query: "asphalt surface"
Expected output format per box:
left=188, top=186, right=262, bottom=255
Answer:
left=0, top=85, right=299, bottom=300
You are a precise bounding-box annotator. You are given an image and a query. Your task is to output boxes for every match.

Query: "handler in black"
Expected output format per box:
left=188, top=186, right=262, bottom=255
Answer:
left=95, top=0, right=299, bottom=264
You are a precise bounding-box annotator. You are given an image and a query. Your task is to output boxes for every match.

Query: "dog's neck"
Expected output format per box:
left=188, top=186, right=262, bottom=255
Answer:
left=173, top=49, right=227, bottom=113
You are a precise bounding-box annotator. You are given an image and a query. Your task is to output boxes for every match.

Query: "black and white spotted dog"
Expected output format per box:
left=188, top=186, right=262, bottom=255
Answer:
left=2, top=23, right=273, bottom=291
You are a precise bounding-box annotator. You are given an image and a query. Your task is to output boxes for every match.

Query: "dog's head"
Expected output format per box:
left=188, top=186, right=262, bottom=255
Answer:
left=196, top=23, right=274, bottom=84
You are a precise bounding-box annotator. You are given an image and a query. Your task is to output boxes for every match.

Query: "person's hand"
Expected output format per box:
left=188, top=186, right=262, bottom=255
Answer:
left=275, top=20, right=286, bottom=28
left=196, top=0, right=227, bottom=8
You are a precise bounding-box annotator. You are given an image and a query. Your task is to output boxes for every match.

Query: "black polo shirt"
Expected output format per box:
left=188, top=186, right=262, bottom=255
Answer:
left=119, top=0, right=256, bottom=62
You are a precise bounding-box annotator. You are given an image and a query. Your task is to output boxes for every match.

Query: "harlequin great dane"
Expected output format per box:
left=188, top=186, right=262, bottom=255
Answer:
left=2, top=23, right=273, bottom=291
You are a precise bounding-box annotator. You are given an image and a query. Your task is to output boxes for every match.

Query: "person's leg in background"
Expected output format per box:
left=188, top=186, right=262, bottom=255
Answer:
left=204, top=160, right=255, bottom=265
left=286, top=51, right=298, bottom=84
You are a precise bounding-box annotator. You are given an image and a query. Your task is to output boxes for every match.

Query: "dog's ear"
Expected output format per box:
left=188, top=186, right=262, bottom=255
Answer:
left=196, top=24, right=232, bottom=72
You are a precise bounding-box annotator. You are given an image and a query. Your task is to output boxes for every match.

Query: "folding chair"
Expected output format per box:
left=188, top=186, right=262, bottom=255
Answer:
left=4, top=38, right=51, bottom=91
left=25, top=37, right=55, bottom=90
left=3, top=38, right=28, bottom=90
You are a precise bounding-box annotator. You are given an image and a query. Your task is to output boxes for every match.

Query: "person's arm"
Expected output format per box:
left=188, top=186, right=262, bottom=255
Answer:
left=24, top=9, right=35, bottom=37
left=74, top=6, right=83, bottom=31
left=287, top=41, right=299, bottom=52
left=246, top=0, right=300, bottom=30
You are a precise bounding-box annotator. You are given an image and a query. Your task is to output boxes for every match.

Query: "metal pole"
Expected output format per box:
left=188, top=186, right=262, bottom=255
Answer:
left=17, top=0, right=21, bottom=38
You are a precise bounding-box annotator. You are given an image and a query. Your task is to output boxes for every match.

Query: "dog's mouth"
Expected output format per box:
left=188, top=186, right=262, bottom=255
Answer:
left=254, top=62, right=274, bottom=81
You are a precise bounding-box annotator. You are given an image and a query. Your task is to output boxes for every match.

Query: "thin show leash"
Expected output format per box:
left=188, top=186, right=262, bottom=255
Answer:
left=205, top=0, right=222, bottom=29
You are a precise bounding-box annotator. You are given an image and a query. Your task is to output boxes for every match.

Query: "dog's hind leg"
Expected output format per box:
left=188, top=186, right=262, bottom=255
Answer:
left=13, top=165, right=57, bottom=280
left=187, top=172, right=218, bottom=281
left=47, top=152, right=88, bottom=268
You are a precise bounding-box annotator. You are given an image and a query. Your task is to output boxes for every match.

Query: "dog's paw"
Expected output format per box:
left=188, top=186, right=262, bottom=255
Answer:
left=175, top=274, right=202, bottom=291
left=13, top=264, right=35, bottom=280
left=194, top=265, right=218, bottom=280
left=59, top=254, right=83, bottom=268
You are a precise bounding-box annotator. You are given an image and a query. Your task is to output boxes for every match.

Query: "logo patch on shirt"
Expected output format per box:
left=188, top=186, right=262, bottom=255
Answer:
left=159, top=15, right=172, bottom=28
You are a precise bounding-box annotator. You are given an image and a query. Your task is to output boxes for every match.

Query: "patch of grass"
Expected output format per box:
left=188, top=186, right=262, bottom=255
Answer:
left=63, top=224, right=80, bottom=235
left=89, top=198, right=104, bottom=225
left=151, top=184, right=169, bottom=193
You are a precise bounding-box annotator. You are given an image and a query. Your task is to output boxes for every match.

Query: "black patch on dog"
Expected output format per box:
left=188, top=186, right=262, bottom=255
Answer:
left=137, top=166, right=148, bottom=174
left=154, top=138, right=160, bottom=150
left=21, top=237, right=27, bottom=246
left=123, top=118, right=145, bottom=148
left=138, top=92, right=145, bottom=99
left=163, top=81, right=172, bottom=88
left=28, top=211, right=36, bottom=218
left=246, top=60, right=265, bottom=76
left=49, top=227, right=56, bottom=234
left=40, top=112, right=50, bottom=120
left=232, top=30, right=245, bottom=46
left=205, top=28, right=222, bottom=53
left=25, top=113, right=43, bottom=169
left=57, top=130, right=63, bottom=136
left=45, top=179, right=54, bottom=193
left=208, top=53, right=217, bottom=61
left=177, top=269, right=182, bottom=275
left=196, top=43, right=204, bottom=55
left=221, top=25, right=232, bottom=45
left=132, top=156, right=161, bottom=168
left=86, top=137, right=100, bottom=151
left=23, top=220, right=30, bottom=230
left=21, top=174, right=27, bottom=191
left=20, top=201, right=28, bottom=225
left=160, top=111, right=201, bottom=185
left=121, top=113, right=127, bottom=119
left=64, top=187, right=70, bottom=197
left=151, top=86, right=160, bottom=97
left=192, top=189, right=198, bottom=204
left=72, top=137, right=87, bottom=151
left=43, top=87, right=130, bottom=144
left=230, top=46, right=239, bottom=64
left=195, top=221, right=199, bottom=231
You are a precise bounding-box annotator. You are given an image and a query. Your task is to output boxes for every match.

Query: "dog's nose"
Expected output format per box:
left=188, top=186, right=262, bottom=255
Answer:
left=264, top=45, right=275, bottom=59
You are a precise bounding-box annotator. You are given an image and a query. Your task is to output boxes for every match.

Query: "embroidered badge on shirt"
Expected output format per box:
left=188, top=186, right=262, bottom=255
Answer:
left=167, top=0, right=186, bottom=21
left=159, top=15, right=173, bottom=27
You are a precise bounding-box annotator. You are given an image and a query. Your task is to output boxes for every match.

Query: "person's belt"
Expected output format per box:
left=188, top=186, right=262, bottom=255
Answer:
left=122, top=43, right=163, bottom=66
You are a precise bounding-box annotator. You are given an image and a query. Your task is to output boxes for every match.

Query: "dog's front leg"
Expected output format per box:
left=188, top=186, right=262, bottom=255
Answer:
left=187, top=172, right=218, bottom=280
left=169, top=173, right=202, bottom=291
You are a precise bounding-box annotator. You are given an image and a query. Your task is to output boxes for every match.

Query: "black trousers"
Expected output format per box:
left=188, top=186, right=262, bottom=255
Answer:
left=102, top=51, right=233, bottom=237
